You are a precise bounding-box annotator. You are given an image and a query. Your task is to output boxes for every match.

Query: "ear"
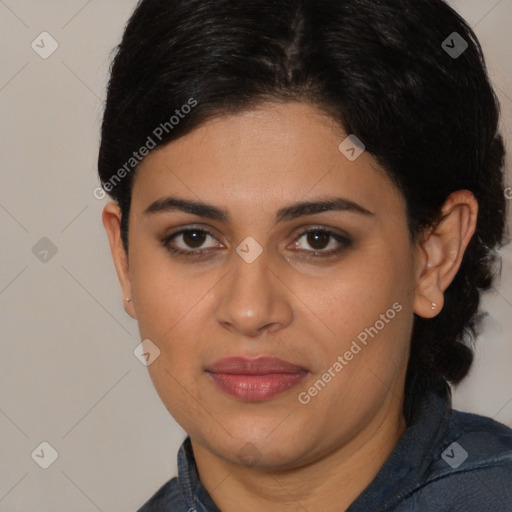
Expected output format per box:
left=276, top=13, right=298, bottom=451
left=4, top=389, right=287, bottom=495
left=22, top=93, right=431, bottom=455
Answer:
left=102, top=201, right=136, bottom=319
left=413, top=190, right=478, bottom=318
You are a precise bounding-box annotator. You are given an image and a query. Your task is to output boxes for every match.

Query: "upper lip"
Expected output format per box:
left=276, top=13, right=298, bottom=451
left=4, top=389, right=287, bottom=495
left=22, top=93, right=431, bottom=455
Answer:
left=205, top=356, right=308, bottom=375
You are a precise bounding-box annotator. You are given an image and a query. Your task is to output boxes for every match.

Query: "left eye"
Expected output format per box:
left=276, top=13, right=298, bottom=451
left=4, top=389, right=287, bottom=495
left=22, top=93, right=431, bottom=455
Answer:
left=293, top=229, right=350, bottom=255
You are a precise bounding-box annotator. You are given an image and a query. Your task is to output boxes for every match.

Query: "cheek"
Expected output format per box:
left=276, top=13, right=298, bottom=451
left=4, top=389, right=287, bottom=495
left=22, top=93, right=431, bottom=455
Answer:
left=129, top=239, right=201, bottom=334
left=145, top=355, right=206, bottom=441
left=314, top=251, right=409, bottom=332
left=309, top=246, right=414, bottom=378
left=128, top=251, right=206, bottom=392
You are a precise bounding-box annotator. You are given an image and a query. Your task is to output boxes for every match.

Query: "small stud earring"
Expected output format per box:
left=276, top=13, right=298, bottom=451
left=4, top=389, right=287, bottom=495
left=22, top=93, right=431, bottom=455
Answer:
left=432, top=302, right=437, bottom=310
left=125, top=298, right=132, bottom=303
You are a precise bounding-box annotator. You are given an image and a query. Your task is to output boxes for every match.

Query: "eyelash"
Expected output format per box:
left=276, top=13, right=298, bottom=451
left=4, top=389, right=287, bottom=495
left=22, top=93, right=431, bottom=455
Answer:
left=159, top=226, right=352, bottom=258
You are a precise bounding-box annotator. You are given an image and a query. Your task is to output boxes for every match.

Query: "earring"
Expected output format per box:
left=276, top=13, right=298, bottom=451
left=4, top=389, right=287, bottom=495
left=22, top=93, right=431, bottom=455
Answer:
left=431, top=302, right=437, bottom=310
left=125, top=298, right=132, bottom=303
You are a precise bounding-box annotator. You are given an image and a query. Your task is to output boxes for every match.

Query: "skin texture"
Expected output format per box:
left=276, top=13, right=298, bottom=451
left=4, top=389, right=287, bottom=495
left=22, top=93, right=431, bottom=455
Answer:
left=102, top=101, right=478, bottom=512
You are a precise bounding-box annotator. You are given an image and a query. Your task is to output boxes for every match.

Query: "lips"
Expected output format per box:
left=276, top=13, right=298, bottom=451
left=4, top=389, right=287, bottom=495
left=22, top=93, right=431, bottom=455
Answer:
left=205, top=356, right=308, bottom=401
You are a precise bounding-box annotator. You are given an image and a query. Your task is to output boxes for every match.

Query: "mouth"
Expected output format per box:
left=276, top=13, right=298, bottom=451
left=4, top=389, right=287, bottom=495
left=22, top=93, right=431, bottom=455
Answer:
left=205, top=356, right=309, bottom=401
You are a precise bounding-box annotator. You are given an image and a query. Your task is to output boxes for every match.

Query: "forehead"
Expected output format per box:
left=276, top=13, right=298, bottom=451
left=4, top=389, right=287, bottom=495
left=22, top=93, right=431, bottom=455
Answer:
left=131, top=101, right=402, bottom=220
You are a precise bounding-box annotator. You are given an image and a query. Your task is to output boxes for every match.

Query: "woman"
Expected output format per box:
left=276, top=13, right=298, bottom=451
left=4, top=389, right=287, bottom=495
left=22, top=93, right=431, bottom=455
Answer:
left=98, top=0, right=512, bottom=510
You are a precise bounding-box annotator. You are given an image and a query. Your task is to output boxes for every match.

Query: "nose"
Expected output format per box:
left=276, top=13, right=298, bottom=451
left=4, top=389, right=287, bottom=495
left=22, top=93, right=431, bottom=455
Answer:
left=214, top=248, right=294, bottom=338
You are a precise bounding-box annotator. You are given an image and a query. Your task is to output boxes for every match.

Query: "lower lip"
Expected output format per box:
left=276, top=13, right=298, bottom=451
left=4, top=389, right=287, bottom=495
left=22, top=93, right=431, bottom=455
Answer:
left=207, top=372, right=308, bottom=401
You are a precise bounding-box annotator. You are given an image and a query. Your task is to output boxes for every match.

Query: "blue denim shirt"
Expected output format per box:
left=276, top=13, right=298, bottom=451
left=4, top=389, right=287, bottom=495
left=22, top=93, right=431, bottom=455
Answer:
left=137, top=381, right=512, bottom=511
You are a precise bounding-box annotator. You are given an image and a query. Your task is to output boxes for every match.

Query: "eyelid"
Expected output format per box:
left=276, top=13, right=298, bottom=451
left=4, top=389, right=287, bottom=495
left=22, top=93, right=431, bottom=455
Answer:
left=291, top=225, right=351, bottom=242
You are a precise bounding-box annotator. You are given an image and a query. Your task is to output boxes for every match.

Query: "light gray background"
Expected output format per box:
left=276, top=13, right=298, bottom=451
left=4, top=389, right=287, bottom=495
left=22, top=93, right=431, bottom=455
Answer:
left=0, top=1, right=511, bottom=510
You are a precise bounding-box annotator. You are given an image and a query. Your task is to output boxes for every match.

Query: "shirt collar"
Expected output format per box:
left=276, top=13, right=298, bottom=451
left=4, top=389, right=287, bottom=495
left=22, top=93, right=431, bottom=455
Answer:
left=177, top=436, right=222, bottom=512
left=347, top=376, right=452, bottom=511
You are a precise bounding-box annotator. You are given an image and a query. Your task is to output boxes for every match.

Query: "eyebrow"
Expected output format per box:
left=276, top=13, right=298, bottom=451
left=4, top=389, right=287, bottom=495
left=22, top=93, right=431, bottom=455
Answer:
left=143, top=195, right=374, bottom=223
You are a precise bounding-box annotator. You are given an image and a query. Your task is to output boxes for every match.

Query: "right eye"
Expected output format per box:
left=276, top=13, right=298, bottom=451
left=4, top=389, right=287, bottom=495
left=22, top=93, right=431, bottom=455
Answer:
left=161, top=227, right=221, bottom=257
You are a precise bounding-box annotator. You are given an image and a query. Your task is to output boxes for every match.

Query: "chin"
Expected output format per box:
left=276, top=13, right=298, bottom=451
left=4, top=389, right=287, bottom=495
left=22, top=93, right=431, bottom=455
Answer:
left=197, top=421, right=313, bottom=469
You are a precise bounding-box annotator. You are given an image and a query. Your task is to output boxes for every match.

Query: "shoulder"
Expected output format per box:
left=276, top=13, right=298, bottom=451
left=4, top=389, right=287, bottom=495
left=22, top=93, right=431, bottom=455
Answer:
left=433, top=408, right=512, bottom=473
left=136, top=477, right=186, bottom=512
left=450, top=408, right=512, bottom=451
left=409, top=410, right=512, bottom=511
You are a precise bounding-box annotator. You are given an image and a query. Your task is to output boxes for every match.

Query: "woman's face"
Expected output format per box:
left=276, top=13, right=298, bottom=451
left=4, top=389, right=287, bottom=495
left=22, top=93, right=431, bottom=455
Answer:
left=114, top=101, right=424, bottom=467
